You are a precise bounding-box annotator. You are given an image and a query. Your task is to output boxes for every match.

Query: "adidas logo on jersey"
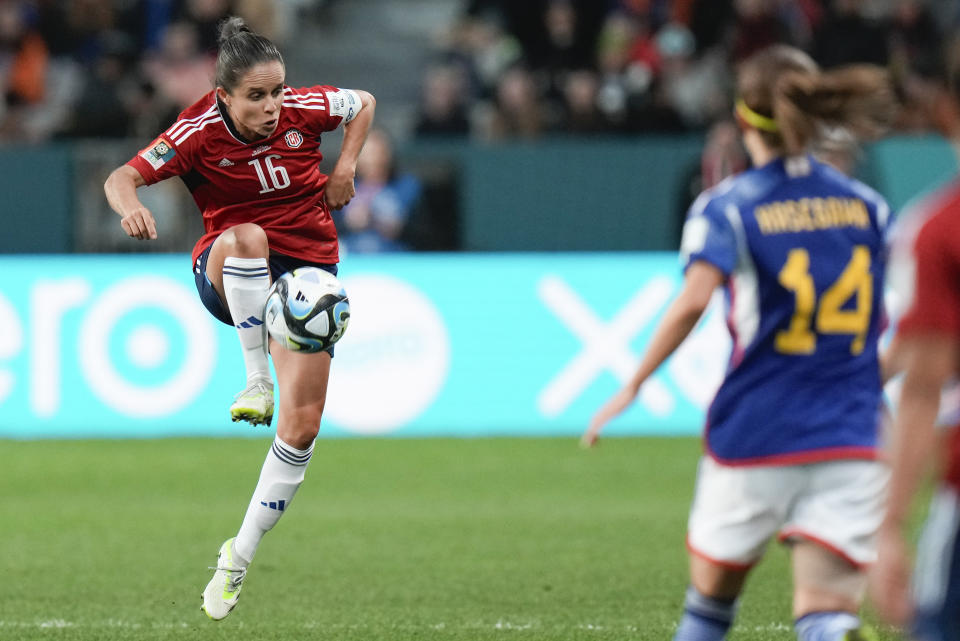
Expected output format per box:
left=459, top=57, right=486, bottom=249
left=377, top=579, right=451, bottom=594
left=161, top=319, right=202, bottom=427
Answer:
left=218, top=157, right=234, bottom=167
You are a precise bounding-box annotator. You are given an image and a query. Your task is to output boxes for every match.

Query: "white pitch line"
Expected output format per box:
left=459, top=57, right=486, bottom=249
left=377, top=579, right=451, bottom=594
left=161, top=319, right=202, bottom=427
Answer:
left=0, top=619, right=817, bottom=635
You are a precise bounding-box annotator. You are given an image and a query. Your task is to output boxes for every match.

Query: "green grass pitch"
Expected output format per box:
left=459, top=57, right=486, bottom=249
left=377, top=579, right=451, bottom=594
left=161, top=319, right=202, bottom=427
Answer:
left=0, top=437, right=899, bottom=640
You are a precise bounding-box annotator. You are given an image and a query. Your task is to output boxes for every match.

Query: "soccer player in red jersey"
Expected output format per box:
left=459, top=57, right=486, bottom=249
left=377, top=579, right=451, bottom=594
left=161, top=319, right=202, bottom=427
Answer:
left=103, top=16, right=375, bottom=620
left=871, top=176, right=960, bottom=638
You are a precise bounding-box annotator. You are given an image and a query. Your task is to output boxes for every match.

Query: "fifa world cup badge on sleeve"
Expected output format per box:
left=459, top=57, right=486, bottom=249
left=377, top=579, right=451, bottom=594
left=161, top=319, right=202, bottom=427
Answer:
left=140, top=137, right=177, bottom=170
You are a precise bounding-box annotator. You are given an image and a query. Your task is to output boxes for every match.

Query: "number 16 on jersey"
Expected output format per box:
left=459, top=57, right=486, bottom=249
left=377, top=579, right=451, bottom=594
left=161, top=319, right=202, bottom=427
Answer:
left=249, top=154, right=290, bottom=194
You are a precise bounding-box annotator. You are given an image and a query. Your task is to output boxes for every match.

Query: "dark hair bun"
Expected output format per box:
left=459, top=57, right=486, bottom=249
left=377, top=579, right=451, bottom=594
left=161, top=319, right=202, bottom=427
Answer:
left=214, top=15, right=283, bottom=91
left=217, top=16, right=250, bottom=45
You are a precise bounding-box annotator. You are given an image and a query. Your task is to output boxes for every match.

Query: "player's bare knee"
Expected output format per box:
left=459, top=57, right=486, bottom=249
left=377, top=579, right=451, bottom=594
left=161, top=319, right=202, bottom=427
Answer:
left=791, top=541, right=866, bottom=615
left=299, top=421, right=321, bottom=443
left=278, top=424, right=319, bottom=451
left=221, top=223, right=269, bottom=257
left=280, top=406, right=323, bottom=445
left=690, top=556, right=749, bottom=600
left=692, top=575, right=746, bottom=601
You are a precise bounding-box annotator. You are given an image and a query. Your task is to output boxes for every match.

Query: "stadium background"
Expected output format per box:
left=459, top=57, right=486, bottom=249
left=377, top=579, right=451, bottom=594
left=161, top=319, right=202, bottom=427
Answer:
left=0, top=0, right=953, bottom=639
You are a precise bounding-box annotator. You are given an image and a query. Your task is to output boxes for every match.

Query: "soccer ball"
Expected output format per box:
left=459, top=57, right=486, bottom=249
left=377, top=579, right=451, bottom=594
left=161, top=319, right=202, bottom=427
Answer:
left=264, top=267, right=350, bottom=353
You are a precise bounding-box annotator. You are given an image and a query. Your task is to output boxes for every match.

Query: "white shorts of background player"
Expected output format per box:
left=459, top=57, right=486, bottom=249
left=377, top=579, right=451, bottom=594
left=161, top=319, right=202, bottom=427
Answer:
left=687, top=457, right=889, bottom=568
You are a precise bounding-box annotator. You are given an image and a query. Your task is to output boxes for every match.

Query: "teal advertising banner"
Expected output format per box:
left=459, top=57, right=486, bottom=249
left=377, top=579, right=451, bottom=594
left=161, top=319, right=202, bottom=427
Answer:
left=0, top=254, right=729, bottom=438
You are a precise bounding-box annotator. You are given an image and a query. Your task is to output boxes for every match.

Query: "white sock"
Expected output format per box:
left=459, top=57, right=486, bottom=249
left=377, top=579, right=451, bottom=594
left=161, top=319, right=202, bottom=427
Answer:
left=222, top=257, right=271, bottom=386
left=233, top=435, right=314, bottom=565
left=795, top=612, right=861, bottom=641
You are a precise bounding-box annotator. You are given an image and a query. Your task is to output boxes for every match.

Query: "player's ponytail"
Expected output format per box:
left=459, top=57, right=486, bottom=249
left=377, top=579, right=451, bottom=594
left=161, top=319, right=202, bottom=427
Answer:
left=215, top=16, right=284, bottom=92
left=736, top=45, right=897, bottom=156
left=774, top=66, right=896, bottom=156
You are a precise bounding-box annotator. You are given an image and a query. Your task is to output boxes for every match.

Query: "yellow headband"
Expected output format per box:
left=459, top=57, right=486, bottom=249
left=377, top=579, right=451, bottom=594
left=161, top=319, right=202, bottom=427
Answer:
left=735, top=99, right=779, bottom=133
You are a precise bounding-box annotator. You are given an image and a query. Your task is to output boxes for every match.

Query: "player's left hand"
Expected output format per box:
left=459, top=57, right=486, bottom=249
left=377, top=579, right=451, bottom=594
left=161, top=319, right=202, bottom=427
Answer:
left=581, top=386, right=637, bottom=448
left=120, top=205, right=158, bottom=240
left=325, top=170, right=356, bottom=210
left=868, top=526, right=914, bottom=627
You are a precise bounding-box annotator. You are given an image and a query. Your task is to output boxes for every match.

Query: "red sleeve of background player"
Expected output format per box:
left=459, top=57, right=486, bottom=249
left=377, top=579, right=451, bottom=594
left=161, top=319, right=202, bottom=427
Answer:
left=898, top=212, right=960, bottom=337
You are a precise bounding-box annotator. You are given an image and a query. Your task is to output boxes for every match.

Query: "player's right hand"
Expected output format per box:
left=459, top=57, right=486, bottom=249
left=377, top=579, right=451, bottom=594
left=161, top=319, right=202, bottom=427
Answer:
left=581, top=386, right=637, bottom=448
left=869, top=526, right=914, bottom=627
left=120, top=206, right=158, bottom=240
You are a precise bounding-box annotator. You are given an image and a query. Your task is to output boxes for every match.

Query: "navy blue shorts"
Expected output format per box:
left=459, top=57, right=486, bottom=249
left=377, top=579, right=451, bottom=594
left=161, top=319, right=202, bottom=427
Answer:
left=912, top=486, right=960, bottom=641
left=193, top=246, right=338, bottom=327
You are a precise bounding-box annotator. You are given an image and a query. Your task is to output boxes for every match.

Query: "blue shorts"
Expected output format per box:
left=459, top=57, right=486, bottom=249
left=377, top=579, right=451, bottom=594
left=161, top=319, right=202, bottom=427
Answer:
left=912, top=485, right=960, bottom=641
left=193, top=246, right=338, bottom=326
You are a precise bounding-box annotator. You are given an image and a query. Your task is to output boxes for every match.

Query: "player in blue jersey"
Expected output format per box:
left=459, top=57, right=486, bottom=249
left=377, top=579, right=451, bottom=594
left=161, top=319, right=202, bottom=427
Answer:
left=583, top=45, right=898, bottom=641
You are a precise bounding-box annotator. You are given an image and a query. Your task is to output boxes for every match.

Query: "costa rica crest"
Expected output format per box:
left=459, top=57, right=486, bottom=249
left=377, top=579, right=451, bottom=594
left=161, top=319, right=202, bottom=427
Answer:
left=284, top=129, right=304, bottom=149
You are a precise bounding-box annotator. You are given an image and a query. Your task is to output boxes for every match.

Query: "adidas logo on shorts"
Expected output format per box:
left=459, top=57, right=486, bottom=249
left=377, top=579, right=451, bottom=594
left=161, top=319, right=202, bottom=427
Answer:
left=218, top=158, right=235, bottom=167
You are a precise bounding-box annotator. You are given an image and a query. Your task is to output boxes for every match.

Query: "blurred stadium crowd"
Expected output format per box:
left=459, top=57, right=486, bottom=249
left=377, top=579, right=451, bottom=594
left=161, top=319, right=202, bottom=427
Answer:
left=1, top=0, right=957, bottom=145
left=2, top=0, right=959, bottom=255
left=0, top=0, right=321, bottom=143
left=416, top=0, right=955, bottom=143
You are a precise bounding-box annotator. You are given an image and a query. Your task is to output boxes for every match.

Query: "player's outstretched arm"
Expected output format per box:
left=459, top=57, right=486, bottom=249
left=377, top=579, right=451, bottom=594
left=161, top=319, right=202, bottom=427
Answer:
left=879, top=334, right=906, bottom=385
left=104, top=164, right=158, bottom=241
left=582, top=261, right=723, bottom=448
left=870, top=333, right=953, bottom=625
left=326, top=90, right=376, bottom=210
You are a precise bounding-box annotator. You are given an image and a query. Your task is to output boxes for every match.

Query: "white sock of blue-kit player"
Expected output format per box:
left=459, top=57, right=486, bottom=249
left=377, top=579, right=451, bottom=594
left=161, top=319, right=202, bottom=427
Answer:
left=673, top=586, right=738, bottom=641
left=233, top=436, right=314, bottom=565
left=794, top=612, right=861, bottom=641
left=222, top=256, right=271, bottom=385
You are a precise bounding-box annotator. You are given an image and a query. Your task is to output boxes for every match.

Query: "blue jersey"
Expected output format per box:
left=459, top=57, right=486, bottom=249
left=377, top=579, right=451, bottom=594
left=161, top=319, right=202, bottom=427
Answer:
left=680, top=156, right=889, bottom=465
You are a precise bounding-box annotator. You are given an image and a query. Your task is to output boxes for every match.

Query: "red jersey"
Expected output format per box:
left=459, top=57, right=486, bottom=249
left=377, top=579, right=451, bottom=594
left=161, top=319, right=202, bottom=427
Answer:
left=127, top=85, right=362, bottom=265
left=896, top=180, right=960, bottom=490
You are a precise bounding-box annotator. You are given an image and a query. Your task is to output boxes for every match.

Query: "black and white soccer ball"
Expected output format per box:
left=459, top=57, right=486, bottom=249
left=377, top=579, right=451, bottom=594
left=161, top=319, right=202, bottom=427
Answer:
left=264, top=267, right=350, bottom=353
